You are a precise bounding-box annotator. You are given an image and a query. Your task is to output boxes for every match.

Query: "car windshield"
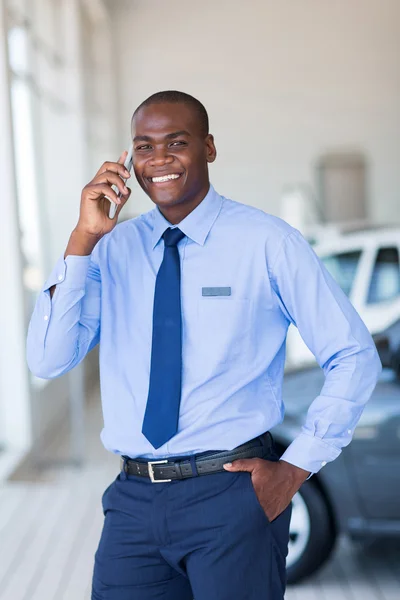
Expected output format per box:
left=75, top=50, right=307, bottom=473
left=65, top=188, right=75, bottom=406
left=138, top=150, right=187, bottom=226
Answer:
left=321, top=250, right=362, bottom=296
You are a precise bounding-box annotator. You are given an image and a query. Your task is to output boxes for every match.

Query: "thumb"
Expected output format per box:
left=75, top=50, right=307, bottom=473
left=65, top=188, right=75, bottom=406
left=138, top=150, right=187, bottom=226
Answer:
left=223, top=459, right=257, bottom=473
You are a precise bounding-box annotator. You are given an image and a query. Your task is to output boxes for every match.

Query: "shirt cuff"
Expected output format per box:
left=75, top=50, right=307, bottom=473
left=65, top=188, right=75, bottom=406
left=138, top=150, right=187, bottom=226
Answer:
left=280, top=432, right=342, bottom=475
left=42, top=255, right=91, bottom=292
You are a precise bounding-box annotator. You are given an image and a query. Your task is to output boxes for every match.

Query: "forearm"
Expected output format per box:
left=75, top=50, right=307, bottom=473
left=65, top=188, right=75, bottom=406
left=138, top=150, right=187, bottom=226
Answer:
left=65, top=227, right=102, bottom=258
left=27, top=254, right=101, bottom=378
left=281, top=343, right=382, bottom=474
left=49, top=229, right=102, bottom=298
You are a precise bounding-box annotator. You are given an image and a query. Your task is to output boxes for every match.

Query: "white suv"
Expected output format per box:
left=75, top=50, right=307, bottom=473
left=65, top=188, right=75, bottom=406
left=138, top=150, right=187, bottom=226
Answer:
left=285, top=226, right=400, bottom=370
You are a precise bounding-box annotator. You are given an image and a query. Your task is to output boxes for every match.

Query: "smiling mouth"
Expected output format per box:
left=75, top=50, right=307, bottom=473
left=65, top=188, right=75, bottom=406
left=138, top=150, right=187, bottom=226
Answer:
left=147, top=173, right=183, bottom=184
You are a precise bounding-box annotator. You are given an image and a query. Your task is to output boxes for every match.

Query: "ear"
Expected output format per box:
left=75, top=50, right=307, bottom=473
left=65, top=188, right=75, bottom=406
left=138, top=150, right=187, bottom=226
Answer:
left=205, top=134, right=217, bottom=163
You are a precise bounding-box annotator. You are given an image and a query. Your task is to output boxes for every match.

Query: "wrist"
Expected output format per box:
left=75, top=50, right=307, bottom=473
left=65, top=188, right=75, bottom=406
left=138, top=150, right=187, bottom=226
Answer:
left=279, top=459, right=310, bottom=484
left=65, top=228, right=102, bottom=258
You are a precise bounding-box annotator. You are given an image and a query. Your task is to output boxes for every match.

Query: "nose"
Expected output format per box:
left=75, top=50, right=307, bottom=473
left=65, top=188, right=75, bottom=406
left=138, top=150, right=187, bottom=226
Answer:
left=149, top=147, right=174, bottom=167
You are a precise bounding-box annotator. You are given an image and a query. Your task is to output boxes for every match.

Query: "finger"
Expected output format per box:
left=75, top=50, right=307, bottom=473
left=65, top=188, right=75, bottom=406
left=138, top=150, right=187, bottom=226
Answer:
left=93, top=171, right=129, bottom=196
left=117, top=149, right=128, bottom=165
left=87, top=183, right=121, bottom=206
left=95, top=161, right=131, bottom=180
left=114, top=187, right=131, bottom=217
left=109, top=188, right=131, bottom=221
left=223, top=458, right=259, bottom=472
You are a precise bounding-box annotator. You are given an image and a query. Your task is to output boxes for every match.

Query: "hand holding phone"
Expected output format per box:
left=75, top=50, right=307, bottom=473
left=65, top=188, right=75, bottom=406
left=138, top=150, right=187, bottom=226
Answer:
left=108, top=144, right=133, bottom=219
left=75, top=148, right=133, bottom=244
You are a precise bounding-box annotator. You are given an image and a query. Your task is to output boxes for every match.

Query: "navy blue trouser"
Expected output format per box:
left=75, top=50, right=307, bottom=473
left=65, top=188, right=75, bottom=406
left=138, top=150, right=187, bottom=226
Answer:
left=92, top=447, right=292, bottom=599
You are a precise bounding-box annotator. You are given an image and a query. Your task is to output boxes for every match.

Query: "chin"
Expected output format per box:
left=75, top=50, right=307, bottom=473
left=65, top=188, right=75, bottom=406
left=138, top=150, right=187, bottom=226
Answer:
left=149, top=189, right=185, bottom=208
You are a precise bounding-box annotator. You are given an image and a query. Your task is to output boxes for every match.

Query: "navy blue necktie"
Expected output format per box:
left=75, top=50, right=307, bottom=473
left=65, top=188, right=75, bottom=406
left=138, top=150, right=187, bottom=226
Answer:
left=142, top=227, right=186, bottom=448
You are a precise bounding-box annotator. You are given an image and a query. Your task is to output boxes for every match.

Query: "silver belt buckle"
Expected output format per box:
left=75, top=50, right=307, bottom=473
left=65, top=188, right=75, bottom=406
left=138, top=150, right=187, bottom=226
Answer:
left=148, top=459, right=171, bottom=483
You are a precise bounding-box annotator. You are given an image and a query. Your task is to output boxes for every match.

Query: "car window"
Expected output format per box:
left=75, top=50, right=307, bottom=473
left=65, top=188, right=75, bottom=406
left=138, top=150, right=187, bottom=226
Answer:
left=321, top=250, right=361, bottom=296
left=367, top=247, right=400, bottom=304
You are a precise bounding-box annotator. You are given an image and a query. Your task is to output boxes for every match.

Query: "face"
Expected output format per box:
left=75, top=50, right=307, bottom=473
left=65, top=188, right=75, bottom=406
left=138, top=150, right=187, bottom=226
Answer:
left=131, top=102, right=216, bottom=221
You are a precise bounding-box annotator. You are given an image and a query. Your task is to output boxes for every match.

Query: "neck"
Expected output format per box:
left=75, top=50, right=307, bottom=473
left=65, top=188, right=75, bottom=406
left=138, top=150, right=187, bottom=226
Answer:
left=158, top=183, right=210, bottom=225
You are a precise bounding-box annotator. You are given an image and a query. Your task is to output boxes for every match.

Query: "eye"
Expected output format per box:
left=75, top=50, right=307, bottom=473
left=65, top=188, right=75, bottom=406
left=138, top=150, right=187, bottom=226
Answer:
left=170, top=141, right=187, bottom=147
left=136, top=144, right=152, bottom=151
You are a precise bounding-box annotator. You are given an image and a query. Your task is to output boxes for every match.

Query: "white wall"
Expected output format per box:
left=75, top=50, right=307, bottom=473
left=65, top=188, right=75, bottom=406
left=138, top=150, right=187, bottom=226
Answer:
left=0, top=0, right=32, bottom=462
left=42, top=0, right=119, bottom=264
left=110, top=0, right=400, bottom=224
left=0, top=0, right=115, bottom=473
left=27, top=0, right=116, bottom=454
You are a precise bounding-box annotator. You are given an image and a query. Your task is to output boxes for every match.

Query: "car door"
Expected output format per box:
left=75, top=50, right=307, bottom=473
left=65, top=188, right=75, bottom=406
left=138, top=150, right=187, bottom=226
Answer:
left=347, top=242, right=400, bottom=518
left=347, top=374, right=400, bottom=519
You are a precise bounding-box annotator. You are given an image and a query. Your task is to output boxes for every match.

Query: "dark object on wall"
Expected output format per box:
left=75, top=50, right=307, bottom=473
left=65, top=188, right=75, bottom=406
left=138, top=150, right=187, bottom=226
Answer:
left=317, top=152, right=367, bottom=223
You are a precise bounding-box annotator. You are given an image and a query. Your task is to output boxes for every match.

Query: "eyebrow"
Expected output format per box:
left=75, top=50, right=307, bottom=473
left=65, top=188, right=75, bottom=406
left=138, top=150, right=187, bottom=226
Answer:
left=133, top=130, right=191, bottom=143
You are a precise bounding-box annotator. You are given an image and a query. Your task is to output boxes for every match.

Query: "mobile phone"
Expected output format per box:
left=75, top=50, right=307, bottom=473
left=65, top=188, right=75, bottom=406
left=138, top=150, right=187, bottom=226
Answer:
left=108, top=144, right=133, bottom=219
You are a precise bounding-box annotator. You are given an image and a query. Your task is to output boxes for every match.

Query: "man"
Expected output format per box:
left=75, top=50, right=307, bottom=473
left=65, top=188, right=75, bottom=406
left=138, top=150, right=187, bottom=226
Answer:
left=27, top=91, right=381, bottom=599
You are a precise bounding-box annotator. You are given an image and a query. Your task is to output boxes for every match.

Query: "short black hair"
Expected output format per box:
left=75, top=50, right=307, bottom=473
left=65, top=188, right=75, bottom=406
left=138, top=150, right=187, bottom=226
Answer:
left=132, top=90, right=209, bottom=137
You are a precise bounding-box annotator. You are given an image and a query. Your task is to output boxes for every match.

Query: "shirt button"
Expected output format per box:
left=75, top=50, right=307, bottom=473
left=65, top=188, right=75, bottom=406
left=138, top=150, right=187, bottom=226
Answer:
left=57, top=275, right=63, bottom=281
left=347, top=429, right=352, bottom=434
left=44, top=315, right=49, bottom=321
left=321, top=461, right=327, bottom=467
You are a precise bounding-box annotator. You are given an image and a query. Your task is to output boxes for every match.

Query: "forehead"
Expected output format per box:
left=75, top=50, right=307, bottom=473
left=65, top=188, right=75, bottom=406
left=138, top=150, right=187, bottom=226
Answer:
left=132, top=102, right=201, bottom=138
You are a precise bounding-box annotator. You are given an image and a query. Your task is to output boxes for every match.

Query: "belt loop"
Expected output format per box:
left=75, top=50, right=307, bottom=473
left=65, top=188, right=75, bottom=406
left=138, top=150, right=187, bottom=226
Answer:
left=189, top=455, right=199, bottom=477
left=120, top=456, right=128, bottom=480
left=173, top=461, right=183, bottom=479
left=260, top=432, right=273, bottom=457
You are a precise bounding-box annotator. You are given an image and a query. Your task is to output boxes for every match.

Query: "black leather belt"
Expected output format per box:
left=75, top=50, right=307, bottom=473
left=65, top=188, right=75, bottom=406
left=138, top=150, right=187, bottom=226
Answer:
left=120, top=432, right=274, bottom=483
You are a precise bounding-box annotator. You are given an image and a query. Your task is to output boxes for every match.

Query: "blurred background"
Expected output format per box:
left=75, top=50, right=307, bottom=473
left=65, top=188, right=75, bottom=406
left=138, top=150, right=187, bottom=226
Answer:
left=0, top=0, right=399, bottom=598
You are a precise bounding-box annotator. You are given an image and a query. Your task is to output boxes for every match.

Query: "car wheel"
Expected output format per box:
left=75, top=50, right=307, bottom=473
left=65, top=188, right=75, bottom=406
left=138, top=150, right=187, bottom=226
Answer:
left=286, top=481, right=336, bottom=584
left=392, top=348, right=400, bottom=378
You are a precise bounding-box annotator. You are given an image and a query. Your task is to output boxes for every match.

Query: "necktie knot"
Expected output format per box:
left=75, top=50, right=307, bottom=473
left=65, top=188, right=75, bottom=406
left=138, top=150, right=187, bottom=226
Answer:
left=163, top=227, right=185, bottom=247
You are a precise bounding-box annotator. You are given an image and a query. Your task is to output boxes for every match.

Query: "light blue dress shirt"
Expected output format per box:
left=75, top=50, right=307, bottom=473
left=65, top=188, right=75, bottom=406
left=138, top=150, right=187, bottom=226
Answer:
left=27, top=185, right=381, bottom=473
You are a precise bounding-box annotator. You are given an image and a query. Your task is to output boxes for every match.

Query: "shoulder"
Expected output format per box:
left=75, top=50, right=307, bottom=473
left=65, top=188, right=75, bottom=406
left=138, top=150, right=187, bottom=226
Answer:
left=221, top=197, right=296, bottom=239
left=217, top=195, right=313, bottom=272
left=219, top=196, right=296, bottom=242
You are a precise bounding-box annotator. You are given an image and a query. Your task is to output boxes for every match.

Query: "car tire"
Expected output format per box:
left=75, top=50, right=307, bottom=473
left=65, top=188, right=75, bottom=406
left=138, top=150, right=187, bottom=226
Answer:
left=392, top=348, right=400, bottom=379
left=286, top=481, right=336, bottom=584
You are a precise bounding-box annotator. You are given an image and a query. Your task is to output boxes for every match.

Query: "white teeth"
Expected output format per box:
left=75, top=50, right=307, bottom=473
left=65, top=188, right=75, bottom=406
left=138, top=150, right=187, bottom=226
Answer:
left=151, top=174, right=180, bottom=183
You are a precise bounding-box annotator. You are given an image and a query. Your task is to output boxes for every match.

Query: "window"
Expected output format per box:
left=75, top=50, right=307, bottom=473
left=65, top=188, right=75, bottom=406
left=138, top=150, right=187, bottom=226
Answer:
left=6, top=0, right=67, bottom=315
left=8, top=24, right=43, bottom=308
left=321, top=250, right=361, bottom=297
left=367, top=247, right=400, bottom=304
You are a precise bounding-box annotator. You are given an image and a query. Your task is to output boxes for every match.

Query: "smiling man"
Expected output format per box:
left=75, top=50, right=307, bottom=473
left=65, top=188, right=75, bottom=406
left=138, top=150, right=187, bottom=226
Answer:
left=27, top=91, right=381, bottom=600
left=132, top=97, right=216, bottom=222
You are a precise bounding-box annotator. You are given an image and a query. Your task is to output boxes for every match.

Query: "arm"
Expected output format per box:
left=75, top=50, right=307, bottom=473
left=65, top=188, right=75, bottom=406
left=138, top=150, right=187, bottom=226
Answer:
left=26, top=151, right=132, bottom=378
left=26, top=244, right=101, bottom=379
left=224, top=229, right=382, bottom=521
left=272, top=231, right=382, bottom=474
left=48, top=229, right=102, bottom=298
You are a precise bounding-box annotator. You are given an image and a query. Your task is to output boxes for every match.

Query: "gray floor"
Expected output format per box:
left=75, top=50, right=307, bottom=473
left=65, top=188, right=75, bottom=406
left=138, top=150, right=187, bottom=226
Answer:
left=1, top=392, right=399, bottom=600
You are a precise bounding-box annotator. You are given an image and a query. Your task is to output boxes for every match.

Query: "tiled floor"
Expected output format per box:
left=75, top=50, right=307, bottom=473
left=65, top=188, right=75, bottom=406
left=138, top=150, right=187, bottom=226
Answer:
left=1, top=391, right=399, bottom=600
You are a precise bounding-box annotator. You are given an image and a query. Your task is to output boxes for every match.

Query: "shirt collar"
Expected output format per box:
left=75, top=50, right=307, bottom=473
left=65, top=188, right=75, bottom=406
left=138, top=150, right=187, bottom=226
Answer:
left=151, top=184, right=223, bottom=249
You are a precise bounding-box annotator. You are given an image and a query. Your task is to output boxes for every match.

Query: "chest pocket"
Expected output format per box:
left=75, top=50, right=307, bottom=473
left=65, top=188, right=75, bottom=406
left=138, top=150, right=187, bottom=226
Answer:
left=196, top=295, right=252, bottom=366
